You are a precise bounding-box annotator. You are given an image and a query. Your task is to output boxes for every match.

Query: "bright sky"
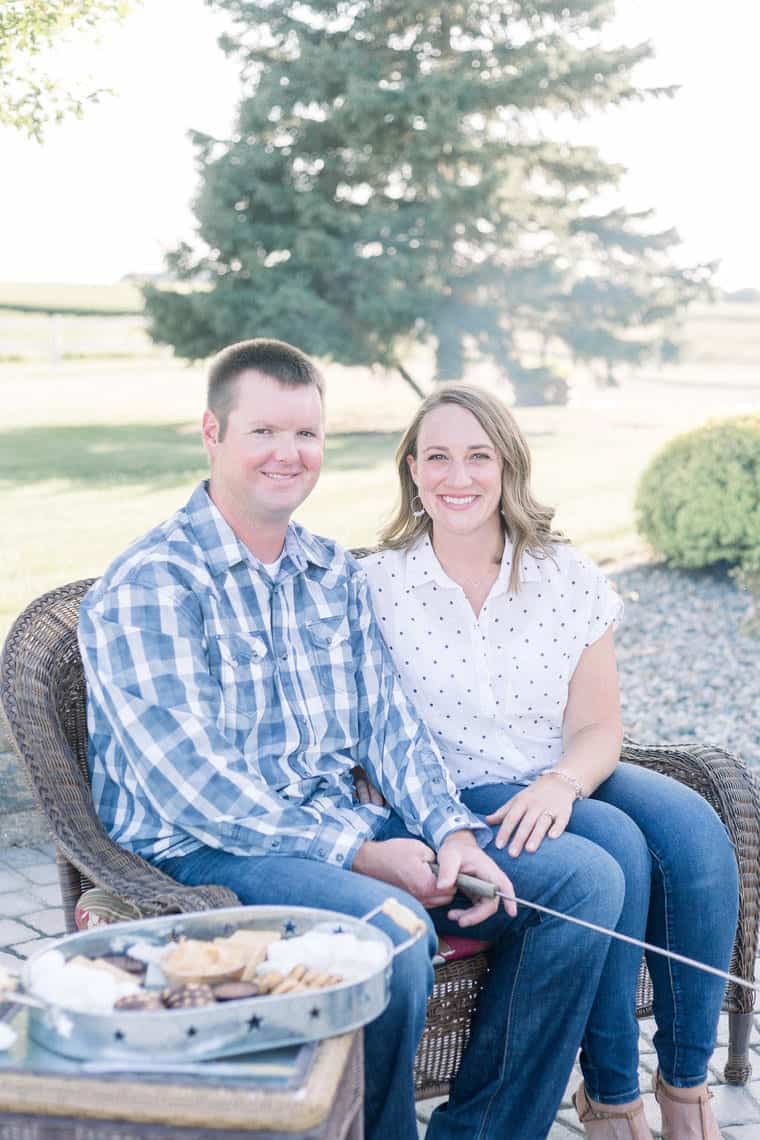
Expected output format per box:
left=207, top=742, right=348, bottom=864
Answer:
left=0, top=0, right=757, bottom=288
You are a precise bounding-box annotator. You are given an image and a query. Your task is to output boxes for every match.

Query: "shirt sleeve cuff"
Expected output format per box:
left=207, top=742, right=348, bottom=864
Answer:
left=421, top=803, right=492, bottom=851
left=306, top=825, right=365, bottom=868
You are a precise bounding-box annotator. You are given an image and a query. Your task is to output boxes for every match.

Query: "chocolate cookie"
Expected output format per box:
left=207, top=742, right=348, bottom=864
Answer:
left=162, top=983, right=216, bottom=1009
left=212, top=981, right=259, bottom=1002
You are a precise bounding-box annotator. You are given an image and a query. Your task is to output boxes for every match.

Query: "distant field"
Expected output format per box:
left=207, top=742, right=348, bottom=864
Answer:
left=0, top=281, right=143, bottom=313
left=1, top=297, right=759, bottom=638
left=0, top=281, right=151, bottom=361
left=0, top=311, right=161, bottom=361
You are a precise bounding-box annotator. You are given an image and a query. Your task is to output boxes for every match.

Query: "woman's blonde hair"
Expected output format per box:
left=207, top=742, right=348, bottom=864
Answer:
left=379, top=383, right=566, bottom=591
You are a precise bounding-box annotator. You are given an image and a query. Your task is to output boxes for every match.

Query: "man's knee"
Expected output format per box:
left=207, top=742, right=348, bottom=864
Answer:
left=560, top=843, right=627, bottom=932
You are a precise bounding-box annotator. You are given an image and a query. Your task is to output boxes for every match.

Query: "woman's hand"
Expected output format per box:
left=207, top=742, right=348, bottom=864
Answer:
left=485, top=777, right=576, bottom=856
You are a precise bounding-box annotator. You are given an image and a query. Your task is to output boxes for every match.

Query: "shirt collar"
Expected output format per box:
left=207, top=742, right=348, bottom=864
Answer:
left=185, top=482, right=333, bottom=576
left=494, top=536, right=543, bottom=590
left=403, top=533, right=543, bottom=594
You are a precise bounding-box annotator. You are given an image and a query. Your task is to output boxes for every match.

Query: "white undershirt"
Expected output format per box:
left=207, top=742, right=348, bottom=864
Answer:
left=260, top=553, right=283, bottom=578
left=362, top=536, right=623, bottom=788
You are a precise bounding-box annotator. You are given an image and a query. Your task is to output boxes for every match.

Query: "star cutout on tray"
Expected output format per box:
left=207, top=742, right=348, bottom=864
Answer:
left=186, top=1026, right=198, bottom=1038
left=309, top=1006, right=320, bottom=1020
left=247, top=1015, right=262, bottom=1031
left=283, top=919, right=297, bottom=935
left=114, top=1030, right=125, bottom=1041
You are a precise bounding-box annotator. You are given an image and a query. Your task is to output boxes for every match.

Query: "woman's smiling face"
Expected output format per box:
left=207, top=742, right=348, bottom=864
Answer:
left=408, top=403, right=504, bottom=540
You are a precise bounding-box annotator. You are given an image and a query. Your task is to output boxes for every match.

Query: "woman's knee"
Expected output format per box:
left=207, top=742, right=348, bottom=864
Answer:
left=676, top=806, right=737, bottom=896
left=598, top=765, right=736, bottom=889
left=634, top=786, right=738, bottom=896
left=571, top=798, right=652, bottom=891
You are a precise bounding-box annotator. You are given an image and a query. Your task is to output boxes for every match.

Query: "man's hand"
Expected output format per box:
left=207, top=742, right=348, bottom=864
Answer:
left=436, top=831, right=518, bottom=926
left=353, top=838, right=456, bottom=908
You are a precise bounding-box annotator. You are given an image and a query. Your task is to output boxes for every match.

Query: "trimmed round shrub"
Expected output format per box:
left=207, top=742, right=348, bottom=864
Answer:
left=635, top=416, right=760, bottom=573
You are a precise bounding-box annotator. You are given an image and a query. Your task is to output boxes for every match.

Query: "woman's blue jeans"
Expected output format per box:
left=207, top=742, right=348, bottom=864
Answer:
left=461, top=762, right=739, bottom=1105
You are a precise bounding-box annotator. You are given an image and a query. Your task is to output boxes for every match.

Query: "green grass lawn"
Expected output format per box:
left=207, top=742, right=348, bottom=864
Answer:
left=2, top=302, right=759, bottom=639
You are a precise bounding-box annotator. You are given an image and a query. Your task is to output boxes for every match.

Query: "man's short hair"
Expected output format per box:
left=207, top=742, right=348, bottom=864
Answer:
left=207, top=339, right=325, bottom=440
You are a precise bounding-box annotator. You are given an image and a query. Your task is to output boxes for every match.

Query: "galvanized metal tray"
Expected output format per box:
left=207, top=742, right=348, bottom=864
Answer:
left=15, top=902, right=421, bottom=1064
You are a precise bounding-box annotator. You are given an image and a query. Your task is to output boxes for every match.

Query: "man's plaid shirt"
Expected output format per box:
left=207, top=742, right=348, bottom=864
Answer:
left=78, top=483, right=486, bottom=867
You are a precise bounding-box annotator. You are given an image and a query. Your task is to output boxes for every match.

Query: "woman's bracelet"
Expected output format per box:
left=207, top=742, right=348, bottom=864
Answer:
left=539, top=767, right=586, bottom=801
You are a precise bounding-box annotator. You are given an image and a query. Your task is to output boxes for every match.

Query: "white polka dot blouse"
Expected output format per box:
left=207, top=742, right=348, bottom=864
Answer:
left=361, top=536, right=623, bottom=789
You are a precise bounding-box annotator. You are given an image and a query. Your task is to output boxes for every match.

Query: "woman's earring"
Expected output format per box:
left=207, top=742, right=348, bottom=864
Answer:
left=411, top=495, right=426, bottom=518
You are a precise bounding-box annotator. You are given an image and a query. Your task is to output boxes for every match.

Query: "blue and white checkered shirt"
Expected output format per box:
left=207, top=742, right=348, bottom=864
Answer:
left=79, top=483, right=486, bottom=868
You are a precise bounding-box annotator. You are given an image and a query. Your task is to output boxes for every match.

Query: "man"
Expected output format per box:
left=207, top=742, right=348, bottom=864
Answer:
left=79, top=340, right=622, bottom=1140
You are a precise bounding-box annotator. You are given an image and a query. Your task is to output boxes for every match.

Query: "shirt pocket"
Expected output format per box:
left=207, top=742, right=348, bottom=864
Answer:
left=209, top=630, right=274, bottom=725
left=304, top=616, right=354, bottom=694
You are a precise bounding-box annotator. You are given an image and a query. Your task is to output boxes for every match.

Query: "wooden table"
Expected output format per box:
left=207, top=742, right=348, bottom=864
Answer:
left=0, top=1012, right=363, bottom=1140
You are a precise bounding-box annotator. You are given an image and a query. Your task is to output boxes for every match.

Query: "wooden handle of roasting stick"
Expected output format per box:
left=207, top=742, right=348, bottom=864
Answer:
left=429, top=862, right=497, bottom=898
left=450, top=870, right=498, bottom=898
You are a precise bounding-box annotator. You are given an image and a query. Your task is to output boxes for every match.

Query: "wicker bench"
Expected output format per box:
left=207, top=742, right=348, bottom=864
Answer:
left=2, top=579, right=758, bottom=1094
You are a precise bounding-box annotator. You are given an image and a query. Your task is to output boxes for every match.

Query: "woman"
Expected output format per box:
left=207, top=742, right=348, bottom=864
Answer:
left=362, top=383, right=738, bottom=1140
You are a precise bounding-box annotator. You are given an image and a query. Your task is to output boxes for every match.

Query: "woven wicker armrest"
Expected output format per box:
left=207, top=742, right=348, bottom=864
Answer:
left=1, top=580, right=240, bottom=927
left=620, top=735, right=760, bottom=1013
left=53, top=820, right=240, bottom=920
left=4, top=723, right=240, bottom=921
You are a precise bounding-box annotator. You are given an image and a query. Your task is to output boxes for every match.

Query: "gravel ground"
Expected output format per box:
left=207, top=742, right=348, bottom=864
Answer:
left=610, top=561, right=759, bottom=770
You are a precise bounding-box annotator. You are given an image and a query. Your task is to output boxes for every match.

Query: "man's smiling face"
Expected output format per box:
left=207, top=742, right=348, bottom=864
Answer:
left=203, top=369, right=325, bottom=528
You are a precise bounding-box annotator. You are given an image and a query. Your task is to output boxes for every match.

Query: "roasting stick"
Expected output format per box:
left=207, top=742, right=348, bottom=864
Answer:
left=433, top=865, right=759, bottom=995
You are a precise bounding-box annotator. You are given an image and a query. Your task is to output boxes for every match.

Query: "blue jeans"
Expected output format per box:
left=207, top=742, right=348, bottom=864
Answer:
left=162, top=812, right=625, bottom=1139
left=461, top=762, right=739, bottom=1104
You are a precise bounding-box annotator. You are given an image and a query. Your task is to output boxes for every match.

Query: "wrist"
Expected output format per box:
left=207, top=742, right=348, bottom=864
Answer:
left=539, top=767, right=585, bottom=801
left=352, top=839, right=380, bottom=876
left=439, top=829, right=479, bottom=854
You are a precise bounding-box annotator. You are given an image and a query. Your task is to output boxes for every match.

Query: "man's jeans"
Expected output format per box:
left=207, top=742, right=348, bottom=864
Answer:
left=160, top=763, right=737, bottom=1140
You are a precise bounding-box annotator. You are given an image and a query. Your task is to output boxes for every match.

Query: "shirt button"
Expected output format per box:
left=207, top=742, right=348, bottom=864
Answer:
left=271, top=838, right=280, bottom=848
left=318, top=848, right=327, bottom=858
left=279, top=649, right=288, bottom=660
left=336, top=854, right=344, bottom=863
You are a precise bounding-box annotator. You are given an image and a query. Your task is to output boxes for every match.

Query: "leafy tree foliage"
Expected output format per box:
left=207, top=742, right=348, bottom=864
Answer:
left=146, top=0, right=709, bottom=403
left=0, top=1, right=133, bottom=141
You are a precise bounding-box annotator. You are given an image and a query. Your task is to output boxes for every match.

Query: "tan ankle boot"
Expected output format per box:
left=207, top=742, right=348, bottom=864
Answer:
left=573, top=1083, right=654, bottom=1139
left=654, top=1071, right=722, bottom=1139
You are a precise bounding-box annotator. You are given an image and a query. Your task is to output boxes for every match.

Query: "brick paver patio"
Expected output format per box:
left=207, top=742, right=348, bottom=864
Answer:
left=1, top=841, right=758, bottom=1137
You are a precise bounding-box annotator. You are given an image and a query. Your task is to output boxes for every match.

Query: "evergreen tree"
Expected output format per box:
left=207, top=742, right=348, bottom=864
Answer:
left=145, top=0, right=709, bottom=403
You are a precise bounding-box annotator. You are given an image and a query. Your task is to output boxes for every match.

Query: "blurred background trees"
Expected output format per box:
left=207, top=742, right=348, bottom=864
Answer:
left=145, top=0, right=710, bottom=404
left=0, top=1, right=134, bottom=141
